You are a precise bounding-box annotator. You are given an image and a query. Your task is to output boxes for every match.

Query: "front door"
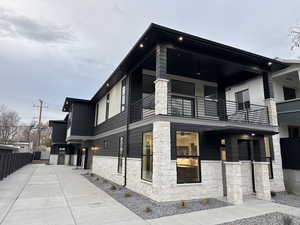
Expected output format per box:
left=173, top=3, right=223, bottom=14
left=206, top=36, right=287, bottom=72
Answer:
left=58, top=147, right=65, bottom=165
left=238, top=140, right=256, bottom=193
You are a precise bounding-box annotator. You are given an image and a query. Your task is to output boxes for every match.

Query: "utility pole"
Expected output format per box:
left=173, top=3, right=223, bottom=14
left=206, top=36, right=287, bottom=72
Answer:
left=37, top=99, right=43, bottom=152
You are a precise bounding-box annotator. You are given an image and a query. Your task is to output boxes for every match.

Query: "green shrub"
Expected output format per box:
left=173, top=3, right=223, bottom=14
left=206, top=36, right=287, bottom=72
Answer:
left=110, top=185, right=117, bottom=191
left=200, top=199, right=209, bottom=205
left=179, top=200, right=186, bottom=208
left=144, top=207, right=152, bottom=213
left=124, top=192, right=132, bottom=198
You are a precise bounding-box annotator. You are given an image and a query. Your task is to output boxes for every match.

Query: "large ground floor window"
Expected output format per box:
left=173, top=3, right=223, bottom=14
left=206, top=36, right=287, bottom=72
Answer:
left=142, top=132, right=153, bottom=182
left=264, top=136, right=274, bottom=179
left=176, top=131, right=201, bottom=184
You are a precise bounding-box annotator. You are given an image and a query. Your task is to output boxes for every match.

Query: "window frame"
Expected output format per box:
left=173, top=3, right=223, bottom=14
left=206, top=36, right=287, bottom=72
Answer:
left=117, top=136, right=124, bottom=174
left=175, top=131, right=202, bottom=184
left=120, top=79, right=126, bottom=112
left=235, top=89, right=250, bottom=110
left=141, top=131, right=153, bottom=182
left=283, top=87, right=297, bottom=101
left=288, top=126, right=300, bottom=138
left=95, top=103, right=99, bottom=126
left=105, top=94, right=110, bottom=120
left=103, top=140, right=108, bottom=149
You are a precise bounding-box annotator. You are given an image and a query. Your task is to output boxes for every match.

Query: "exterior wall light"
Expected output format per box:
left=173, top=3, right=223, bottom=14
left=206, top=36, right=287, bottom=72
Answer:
left=251, top=133, right=255, bottom=136
left=268, top=62, right=272, bottom=66
left=178, top=36, right=183, bottom=41
left=139, top=43, right=144, bottom=48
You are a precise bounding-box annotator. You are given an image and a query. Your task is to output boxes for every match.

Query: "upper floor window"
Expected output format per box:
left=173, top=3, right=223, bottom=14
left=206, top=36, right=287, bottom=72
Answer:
left=121, top=79, right=126, bottom=112
left=95, top=103, right=99, bottom=126
left=236, top=89, right=250, bottom=110
left=106, top=94, right=110, bottom=120
left=104, top=140, right=108, bottom=149
left=283, top=87, right=296, bottom=101
left=288, top=126, right=300, bottom=138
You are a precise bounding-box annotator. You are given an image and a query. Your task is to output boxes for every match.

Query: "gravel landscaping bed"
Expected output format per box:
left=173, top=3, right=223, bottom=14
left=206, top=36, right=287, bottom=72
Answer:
left=84, top=173, right=231, bottom=219
left=218, top=212, right=300, bottom=225
left=272, top=192, right=300, bottom=208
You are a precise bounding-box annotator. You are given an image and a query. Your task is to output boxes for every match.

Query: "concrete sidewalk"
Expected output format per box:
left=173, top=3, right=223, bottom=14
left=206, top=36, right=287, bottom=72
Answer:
left=1, top=165, right=300, bottom=225
left=0, top=165, right=146, bottom=225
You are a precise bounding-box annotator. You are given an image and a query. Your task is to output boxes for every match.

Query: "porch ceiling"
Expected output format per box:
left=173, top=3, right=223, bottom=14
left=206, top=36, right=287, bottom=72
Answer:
left=91, top=23, right=288, bottom=102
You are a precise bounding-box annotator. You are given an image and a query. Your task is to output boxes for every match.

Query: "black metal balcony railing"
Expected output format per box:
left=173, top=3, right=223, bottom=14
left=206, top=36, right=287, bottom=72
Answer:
left=130, top=93, right=270, bottom=125
left=130, top=94, right=155, bottom=123
left=168, top=94, right=270, bottom=125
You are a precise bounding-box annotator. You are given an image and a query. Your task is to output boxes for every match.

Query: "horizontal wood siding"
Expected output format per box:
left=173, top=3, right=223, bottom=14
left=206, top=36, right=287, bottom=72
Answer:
left=93, top=131, right=127, bottom=157
left=94, top=112, right=127, bottom=135
left=128, top=124, right=153, bottom=158
left=71, top=102, right=95, bottom=136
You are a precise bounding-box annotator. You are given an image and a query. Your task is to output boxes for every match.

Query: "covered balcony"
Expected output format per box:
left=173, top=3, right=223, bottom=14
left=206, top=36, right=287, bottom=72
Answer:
left=130, top=92, right=269, bottom=125
left=272, top=62, right=300, bottom=125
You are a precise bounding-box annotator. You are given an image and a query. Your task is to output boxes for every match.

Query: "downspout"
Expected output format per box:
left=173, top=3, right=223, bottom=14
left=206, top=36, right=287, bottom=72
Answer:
left=124, top=75, right=130, bottom=187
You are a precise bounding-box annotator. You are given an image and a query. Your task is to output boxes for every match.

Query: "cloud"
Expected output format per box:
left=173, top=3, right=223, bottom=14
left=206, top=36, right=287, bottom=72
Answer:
left=0, top=7, right=73, bottom=43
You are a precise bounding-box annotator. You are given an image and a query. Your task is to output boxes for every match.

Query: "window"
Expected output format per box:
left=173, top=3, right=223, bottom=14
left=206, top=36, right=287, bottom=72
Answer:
left=117, top=137, right=124, bottom=173
left=121, top=79, right=126, bottom=112
left=283, top=87, right=296, bottom=100
left=103, top=140, right=108, bottom=149
left=95, top=103, right=99, bottom=126
left=106, top=94, right=110, bottom=120
left=288, top=126, right=300, bottom=138
left=264, top=137, right=273, bottom=179
left=170, top=96, right=194, bottom=117
left=204, top=86, right=218, bottom=117
left=171, top=80, right=195, bottom=96
left=176, top=131, right=201, bottom=184
left=236, top=89, right=250, bottom=110
left=141, top=132, right=153, bottom=182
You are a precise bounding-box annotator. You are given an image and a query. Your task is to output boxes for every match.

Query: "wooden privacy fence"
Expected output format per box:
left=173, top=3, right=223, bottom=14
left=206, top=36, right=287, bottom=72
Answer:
left=0, top=153, right=32, bottom=180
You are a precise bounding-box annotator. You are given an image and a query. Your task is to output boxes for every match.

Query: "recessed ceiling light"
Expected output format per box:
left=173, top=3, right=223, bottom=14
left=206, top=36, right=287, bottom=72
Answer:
left=106, top=83, right=110, bottom=87
left=178, top=36, right=183, bottom=41
left=139, top=43, right=144, bottom=48
left=268, top=62, right=272, bottom=66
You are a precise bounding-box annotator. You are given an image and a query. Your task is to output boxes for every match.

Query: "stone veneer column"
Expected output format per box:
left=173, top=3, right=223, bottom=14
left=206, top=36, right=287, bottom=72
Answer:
left=254, top=162, right=271, bottom=200
left=152, top=121, right=172, bottom=201
left=224, top=161, right=243, bottom=204
left=154, top=79, right=169, bottom=115
left=265, top=98, right=285, bottom=192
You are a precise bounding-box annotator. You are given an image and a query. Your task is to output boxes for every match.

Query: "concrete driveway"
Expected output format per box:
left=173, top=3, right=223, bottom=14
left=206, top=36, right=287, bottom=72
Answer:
left=1, top=164, right=300, bottom=225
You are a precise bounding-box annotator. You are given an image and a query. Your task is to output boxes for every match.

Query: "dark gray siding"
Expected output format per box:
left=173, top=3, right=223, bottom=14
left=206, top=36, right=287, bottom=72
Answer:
left=71, top=102, right=95, bottom=136
left=51, top=122, right=67, bottom=144
left=170, top=123, right=221, bottom=161
left=93, top=131, right=127, bottom=157
left=94, top=112, right=127, bottom=135
left=128, top=124, right=153, bottom=158
left=281, top=137, right=300, bottom=170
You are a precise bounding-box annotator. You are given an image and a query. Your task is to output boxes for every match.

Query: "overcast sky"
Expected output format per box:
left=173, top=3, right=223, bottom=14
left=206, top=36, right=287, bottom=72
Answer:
left=1, top=0, right=300, bottom=124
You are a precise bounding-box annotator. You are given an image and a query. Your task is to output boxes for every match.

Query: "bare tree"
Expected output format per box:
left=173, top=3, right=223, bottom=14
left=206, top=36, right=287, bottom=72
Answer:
left=31, top=122, right=52, bottom=151
left=290, top=25, right=300, bottom=50
left=0, top=105, right=20, bottom=144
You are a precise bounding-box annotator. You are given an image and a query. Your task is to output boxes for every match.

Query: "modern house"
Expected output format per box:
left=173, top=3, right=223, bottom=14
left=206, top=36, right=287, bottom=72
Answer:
left=272, top=60, right=300, bottom=195
left=50, top=24, right=291, bottom=204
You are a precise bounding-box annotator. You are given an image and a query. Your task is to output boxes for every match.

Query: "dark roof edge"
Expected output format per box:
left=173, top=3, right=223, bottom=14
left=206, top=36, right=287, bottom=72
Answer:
left=150, top=23, right=286, bottom=66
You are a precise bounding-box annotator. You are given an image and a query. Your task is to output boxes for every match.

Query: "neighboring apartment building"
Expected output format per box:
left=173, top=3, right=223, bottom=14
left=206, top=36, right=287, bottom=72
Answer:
left=272, top=60, right=300, bottom=195
left=50, top=24, right=291, bottom=204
